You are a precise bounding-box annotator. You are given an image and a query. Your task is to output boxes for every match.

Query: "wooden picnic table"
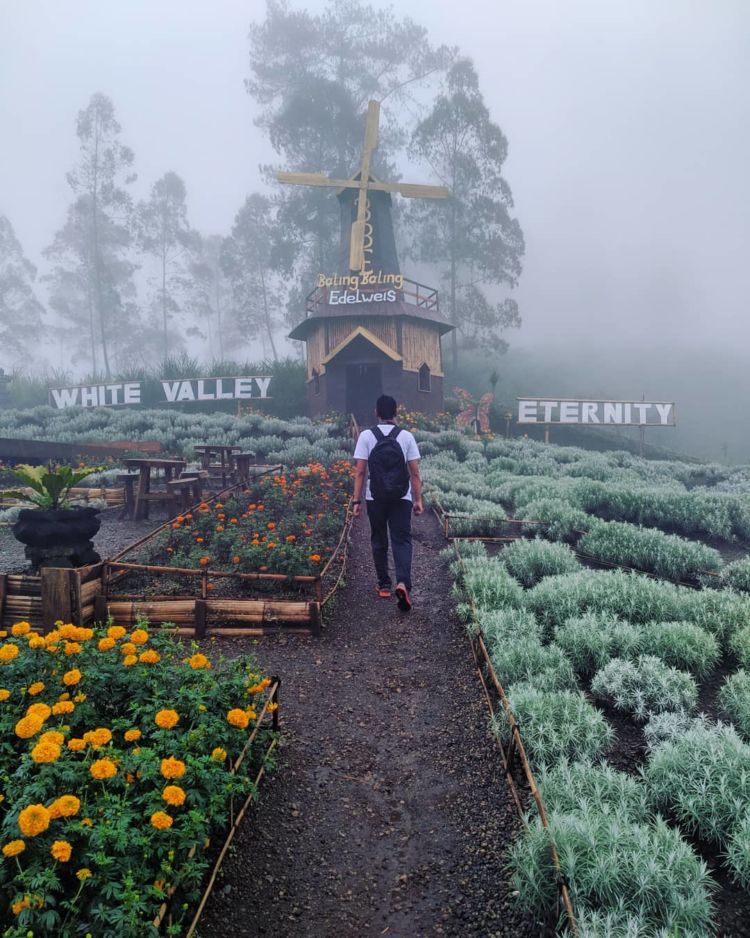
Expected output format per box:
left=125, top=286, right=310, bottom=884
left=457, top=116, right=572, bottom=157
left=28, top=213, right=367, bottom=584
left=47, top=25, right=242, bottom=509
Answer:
left=123, top=457, right=187, bottom=521
left=193, top=444, right=242, bottom=486
left=232, top=451, right=258, bottom=483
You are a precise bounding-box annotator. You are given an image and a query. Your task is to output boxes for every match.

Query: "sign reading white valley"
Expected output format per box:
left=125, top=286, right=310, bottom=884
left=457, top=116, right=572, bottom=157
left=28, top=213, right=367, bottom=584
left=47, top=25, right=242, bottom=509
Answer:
left=49, top=376, right=272, bottom=409
left=517, top=398, right=676, bottom=426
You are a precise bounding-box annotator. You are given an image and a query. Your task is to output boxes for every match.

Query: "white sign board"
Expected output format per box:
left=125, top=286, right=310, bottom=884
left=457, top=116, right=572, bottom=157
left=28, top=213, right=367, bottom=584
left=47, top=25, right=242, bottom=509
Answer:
left=48, top=377, right=272, bottom=409
left=517, top=399, right=676, bottom=426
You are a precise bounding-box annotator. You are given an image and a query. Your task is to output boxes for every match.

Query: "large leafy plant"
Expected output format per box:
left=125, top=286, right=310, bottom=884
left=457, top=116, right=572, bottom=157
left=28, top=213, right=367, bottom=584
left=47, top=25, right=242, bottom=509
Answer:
left=2, top=463, right=99, bottom=510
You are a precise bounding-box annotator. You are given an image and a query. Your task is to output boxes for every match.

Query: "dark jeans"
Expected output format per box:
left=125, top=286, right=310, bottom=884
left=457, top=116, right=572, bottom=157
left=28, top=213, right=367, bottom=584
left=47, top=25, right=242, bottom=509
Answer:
left=366, top=498, right=413, bottom=590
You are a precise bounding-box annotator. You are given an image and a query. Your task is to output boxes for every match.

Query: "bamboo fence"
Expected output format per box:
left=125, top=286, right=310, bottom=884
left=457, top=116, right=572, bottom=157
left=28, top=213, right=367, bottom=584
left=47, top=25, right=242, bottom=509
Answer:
left=153, top=679, right=281, bottom=935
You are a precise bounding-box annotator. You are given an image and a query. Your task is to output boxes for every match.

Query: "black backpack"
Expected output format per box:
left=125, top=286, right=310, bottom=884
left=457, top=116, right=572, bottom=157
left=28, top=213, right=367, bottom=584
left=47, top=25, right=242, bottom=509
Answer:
left=368, top=426, right=410, bottom=499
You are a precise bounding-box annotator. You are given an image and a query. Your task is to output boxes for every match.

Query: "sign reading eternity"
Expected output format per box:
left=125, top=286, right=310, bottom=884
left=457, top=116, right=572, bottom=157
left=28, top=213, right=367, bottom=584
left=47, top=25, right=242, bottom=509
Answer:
left=517, top=398, right=676, bottom=426
left=48, top=376, right=272, bottom=409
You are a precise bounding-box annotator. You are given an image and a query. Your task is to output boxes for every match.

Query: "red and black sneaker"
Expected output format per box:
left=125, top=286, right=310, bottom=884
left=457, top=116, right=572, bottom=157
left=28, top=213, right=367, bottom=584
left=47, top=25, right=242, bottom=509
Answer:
left=376, top=586, right=391, bottom=599
left=395, top=583, right=412, bottom=612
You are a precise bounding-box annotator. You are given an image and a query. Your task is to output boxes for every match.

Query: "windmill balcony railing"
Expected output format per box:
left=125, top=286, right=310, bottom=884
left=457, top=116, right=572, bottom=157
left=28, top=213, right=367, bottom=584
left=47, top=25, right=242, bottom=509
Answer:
left=305, top=276, right=439, bottom=318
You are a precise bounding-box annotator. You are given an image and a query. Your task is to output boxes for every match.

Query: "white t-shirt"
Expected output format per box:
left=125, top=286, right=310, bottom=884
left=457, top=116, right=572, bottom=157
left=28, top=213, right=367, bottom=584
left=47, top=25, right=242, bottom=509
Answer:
left=353, top=424, right=421, bottom=501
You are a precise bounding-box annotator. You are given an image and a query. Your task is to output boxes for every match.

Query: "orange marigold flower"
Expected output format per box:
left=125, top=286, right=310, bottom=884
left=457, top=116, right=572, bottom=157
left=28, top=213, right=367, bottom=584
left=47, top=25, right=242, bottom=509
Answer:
left=188, top=653, right=211, bottom=670
left=154, top=709, right=179, bottom=729
left=64, top=641, right=82, bottom=655
left=0, top=643, right=20, bottom=663
left=122, top=655, right=138, bottom=667
left=124, top=728, right=142, bottom=742
left=27, top=681, right=44, bottom=696
left=28, top=635, right=45, bottom=649
left=18, top=804, right=51, bottom=837
left=98, top=637, right=116, bottom=652
left=196, top=537, right=204, bottom=544
left=0, top=688, right=10, bottom=701
left=267, top=702, right=279, bottom=713
left=49, top=795, right=80, bottom=819
left=51, top=840, right=72, bottom=862
left=130, top=628, right=149, bottom=645
left=139, top=649, right=160, bottom=664
left=120, top=642, right=137, bottom=656
left=151, top=810, right=173, bottom=830
left=90, top=758, right=117, bottom=780
left=39, top=730, right=65, bottom=747
left=211, top=747, right=227, bottom=762
left=2, top=839, right=25, bottom=857
left=309, top=554, right=321, bottom=562
left=67, top=738, right=86, bottom=751
left=11, top=621, right=31, bottom=636
left=230, top=518, right=238, bottom=524
left=52, top=700, right=74, bottom=716
left=160, top=756, right=186, bottom=779
left=15, top=715, right=43, bottom=739
left=216, top=525, right=225, bottom=532
left=83, top=727, right=112, bottom=749
left=27, top=702, right=51, bottom=720
left=62, top=669, right=82, bottom=686
left=227, top=708, right=249, bottom=729
left=162, top=785, right=186, bottom=806
left=266, top=522, right=276, bottom=530
left=198, top=556, right=210, bottom=566
left=107, top=625, right=126, bottom=640
left=232, top=555, right=241, bottom=564
left=31, top=741, right=61, bottom=764
left=172, top=522, right=181, bottom=529
left=286, top=534, right=296, bottom=542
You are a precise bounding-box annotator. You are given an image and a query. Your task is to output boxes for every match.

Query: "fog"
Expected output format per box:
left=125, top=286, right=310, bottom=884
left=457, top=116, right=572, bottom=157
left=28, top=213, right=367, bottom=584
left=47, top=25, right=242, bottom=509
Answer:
left=1, top=0, right=749, bottom=456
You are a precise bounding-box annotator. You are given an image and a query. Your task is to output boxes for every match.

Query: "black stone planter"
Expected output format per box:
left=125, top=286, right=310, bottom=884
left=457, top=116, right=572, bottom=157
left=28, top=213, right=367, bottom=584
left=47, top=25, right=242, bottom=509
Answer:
left=12, top=506, right=101, bottom=571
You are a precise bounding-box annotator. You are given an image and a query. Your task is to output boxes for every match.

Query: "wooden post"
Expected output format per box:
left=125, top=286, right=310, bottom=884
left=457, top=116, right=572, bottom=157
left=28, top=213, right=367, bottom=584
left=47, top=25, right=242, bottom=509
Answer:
left=544, top=424, right=550, bottom=444
left=93, top=594, right=108, bottom=625
left=0, top=574, right=6, bottom=627
left=40, top=568, right=74, bottom=633
left=70, top=570, right=83, bottom=626
left=194, top=599, right=207, bottom=639
left=310, top=601, right=322, bottom=637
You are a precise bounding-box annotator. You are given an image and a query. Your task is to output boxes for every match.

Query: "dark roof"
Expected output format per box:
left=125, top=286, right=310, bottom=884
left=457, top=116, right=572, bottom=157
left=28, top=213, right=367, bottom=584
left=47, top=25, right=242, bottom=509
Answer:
left=288, top=295, right=454, bottom=341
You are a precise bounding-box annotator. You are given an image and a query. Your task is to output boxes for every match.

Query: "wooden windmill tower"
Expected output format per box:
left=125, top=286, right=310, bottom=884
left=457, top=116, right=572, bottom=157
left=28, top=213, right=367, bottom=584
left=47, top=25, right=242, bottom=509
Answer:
left=279, top=101, right=454, bottom=422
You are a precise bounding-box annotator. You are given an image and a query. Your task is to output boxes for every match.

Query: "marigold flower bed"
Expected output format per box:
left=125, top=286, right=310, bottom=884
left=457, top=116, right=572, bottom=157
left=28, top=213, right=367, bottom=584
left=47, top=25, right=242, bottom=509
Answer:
left=0, top=618, right=278, bottom=936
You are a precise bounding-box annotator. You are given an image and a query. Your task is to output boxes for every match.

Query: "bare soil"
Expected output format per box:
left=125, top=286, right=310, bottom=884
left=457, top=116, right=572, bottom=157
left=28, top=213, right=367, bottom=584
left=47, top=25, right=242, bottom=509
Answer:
left=195, top=511, right=538, bottom=938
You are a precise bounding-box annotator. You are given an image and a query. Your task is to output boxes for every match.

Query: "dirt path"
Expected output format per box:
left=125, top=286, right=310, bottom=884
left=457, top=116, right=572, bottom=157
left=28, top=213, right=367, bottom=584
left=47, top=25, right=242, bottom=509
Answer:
left=197, top=510, right=536, bottom=938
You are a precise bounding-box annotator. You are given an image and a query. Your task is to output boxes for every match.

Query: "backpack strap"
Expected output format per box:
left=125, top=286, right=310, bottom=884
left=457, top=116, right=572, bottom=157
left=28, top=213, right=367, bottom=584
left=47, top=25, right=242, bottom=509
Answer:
left=371, top=426, right=385, bottom=442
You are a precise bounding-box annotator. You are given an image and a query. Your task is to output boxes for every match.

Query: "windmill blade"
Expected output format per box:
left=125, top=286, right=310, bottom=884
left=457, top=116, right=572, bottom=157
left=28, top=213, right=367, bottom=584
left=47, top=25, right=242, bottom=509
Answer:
left=363, top=101, right=380, bottom=157
left=395, top=183, right=450, bottom=199
left=349, top=219, right=366, bottom=271
left=277, top=171, right=359, bottom=189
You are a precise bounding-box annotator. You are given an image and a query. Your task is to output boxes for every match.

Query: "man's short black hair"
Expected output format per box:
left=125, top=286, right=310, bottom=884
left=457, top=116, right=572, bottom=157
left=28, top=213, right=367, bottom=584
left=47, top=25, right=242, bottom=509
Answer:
left=376, top=394, right=397, bottom=420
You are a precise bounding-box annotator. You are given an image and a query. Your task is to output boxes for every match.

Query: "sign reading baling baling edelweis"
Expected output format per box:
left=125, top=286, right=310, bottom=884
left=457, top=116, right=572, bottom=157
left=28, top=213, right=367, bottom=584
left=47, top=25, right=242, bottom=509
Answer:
left=48, top=377, right=272, bottom=409
left=517, top=399, right=676, bottom=426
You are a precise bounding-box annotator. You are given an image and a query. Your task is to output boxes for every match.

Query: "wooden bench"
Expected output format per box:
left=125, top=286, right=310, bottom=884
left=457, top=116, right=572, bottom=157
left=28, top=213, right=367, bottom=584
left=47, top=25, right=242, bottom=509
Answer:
left=117, top=473, right=140, bottom=521
left=166, top=476, right=204, bottom=514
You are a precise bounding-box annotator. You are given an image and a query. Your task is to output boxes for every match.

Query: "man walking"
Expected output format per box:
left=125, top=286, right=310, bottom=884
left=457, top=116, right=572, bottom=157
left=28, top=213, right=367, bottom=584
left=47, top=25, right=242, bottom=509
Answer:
left=352, top=394, right=423, bottom=611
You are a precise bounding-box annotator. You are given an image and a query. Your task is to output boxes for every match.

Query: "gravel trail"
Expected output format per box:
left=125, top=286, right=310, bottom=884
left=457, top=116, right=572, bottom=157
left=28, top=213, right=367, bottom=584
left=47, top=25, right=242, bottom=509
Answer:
left=197, top=510, right=536, bottom=938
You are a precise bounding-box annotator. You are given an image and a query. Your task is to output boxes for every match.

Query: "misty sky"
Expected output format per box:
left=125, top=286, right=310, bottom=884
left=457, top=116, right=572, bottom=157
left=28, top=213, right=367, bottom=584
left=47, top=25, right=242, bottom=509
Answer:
left=2, top=0, right=749, bottom=358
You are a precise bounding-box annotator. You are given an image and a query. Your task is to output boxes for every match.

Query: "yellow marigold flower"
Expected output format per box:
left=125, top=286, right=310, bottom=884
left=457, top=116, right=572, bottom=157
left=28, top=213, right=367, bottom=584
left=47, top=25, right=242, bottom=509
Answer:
left=2, top=839, right=25, bottom=857
left=120, top=642, right=137, bottom=656
left=107, top=625, right=127, bottom=640
left=58, top=691, right=70, bottom=701
left=162, top=785, right=186, bottom=806
left=211, top=747, right=227, bottom=762
left=124, top=728, right=142, bottom=742
left=51, top=840, right=72, bottom=862
left=11, top=621, right=31, bottom=636
left=15, top=715, right=43, bottom=739
left=45, top=630, right=61, bottom=645
left=0, top=688, right=10, bottom=701
left=62, top=669, right=81, bottom=686
left=26, top=702, right=51, bottom=720
left=0, top=643, right=20, bottom=663
left=122, top=655, right=138, bottom=667
left=267, top=702, right=279, bottom=713
left=139, top=649, right=160, bottom=664
left=58, top=624, right=77, bottom=639
left=76, top=867, right=92, bottom=881
left=246, top=683, right=265, bottom=695
left=154, top=709, right=179, bottom=729
left=11, top=897, right=29, bottom=915
left=31, top=741, right=61, bottom=764
left=83, top=727, right=112, bottom=749
left=90, top=758, right=117, bottom=780
left=160, top=756, right=186, bottom=779
left=64, top=641, right=82, bottom=656
left=130, top=629, right=149, bottom=645
left=74, top=692, right=86, bottom=703
left=188, top=653, right=211, bottom=670
left=98, top=637, right=116, bottom=652
left=18, top=803, right=51, bottom=837
left=227, top=708, right=249, bottom=729
left=81, top=817, right=93, bottom=826
left=27, top=681, right=45, bottom=696
left=67, top=738, right=86, bottom=751
left=39, top=730, right=64, bottom=746
left=52, top=700, right=75, bottom=716
left=49, top=795, right=80, bottom=819
left=28, top=635, right=46, bottom=649
left=150, top=810, right=173, bottom=830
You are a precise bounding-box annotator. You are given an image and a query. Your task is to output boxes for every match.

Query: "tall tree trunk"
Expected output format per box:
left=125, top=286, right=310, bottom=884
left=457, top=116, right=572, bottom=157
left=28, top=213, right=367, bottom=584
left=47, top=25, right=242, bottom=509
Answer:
left=450, top=196, right=458, bottom=370
left=162, top=236, right=168, bottom=364
left=214, top=260, right=224, bottom=361
left=259, top=266, right=278, bottom=361
left=90, top=120, right=111, bottom=379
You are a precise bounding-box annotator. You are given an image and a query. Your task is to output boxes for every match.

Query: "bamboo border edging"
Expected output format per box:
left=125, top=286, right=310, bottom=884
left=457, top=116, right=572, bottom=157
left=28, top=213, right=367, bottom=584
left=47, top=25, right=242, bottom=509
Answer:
left=455, top=542, right=579, bottom=937
left=153, top=680, right=281, bottom=934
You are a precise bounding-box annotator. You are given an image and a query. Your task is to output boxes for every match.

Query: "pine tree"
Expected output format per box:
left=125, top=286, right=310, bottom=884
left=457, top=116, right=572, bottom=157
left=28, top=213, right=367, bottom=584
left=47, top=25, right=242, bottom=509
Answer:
left=0, top=216, right=45, bottom=367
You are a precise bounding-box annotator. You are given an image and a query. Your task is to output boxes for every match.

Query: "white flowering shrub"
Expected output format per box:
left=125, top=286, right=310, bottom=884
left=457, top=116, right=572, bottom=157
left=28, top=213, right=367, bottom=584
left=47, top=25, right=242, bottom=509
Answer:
left=554, top=614, right=644, bottom=676
left=536, top=760, right=650, bottom=822
left=590, top=655, right=697, bottom=722
left=500, top=539, right=579, bottom=587
left=639, top=621, right=719, bottom=677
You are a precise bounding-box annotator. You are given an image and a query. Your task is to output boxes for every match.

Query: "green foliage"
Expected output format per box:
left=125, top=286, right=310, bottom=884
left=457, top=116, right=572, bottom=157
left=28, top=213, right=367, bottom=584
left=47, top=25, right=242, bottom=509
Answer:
left=498, top=686, right=613, bottom=770
left=500, top=538, right=579, bottom=588
left=718, top=670, right=750, bottom=740
left=590, top=655, right=697, bottom=722
left=554, top=614, right=643, bottom=677
left=578, top=519, right=723, bottom=580
left=2, top=463, right=99, bottom=510
left=488, top=636, right=577, bottom=693
left=536, top=760, right=650, bottom=822
left=729, top=624, right=750, bottom=670
left=720, top=556, right=750, bottom=593
left=519, top=497, right=589, bottom=543
left=644, top=720, right=750, bottom=845
left=459, top=556, right=524, bottom=612
left=639, top=621, right=719, bottom=678
left=509, top=807, right=713, bottom=936
left=725, top=809, right=750, bottom=888
left=0, top=215, right=45, bottom=364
